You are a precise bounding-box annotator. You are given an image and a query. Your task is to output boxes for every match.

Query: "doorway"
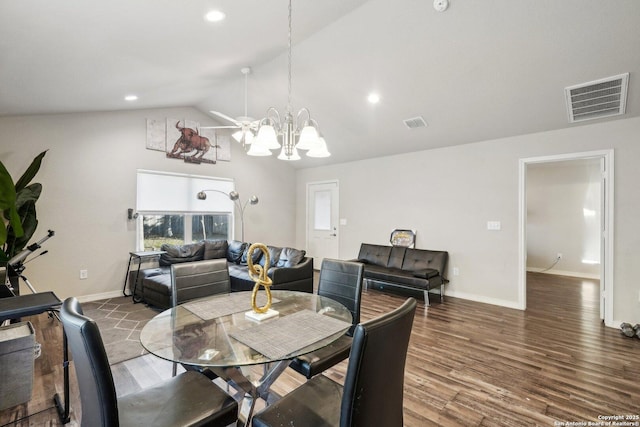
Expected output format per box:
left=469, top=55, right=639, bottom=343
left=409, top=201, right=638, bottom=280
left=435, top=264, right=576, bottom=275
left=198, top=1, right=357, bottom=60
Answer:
left=518, top=150, right=614, bottom=327
left=306, top=181, right=339, bottom=268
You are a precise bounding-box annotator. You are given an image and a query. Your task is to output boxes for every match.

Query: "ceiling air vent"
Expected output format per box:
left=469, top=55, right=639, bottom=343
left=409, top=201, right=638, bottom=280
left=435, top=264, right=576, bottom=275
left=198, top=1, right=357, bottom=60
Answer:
left=565, top=73, right=629, bottom=123
left=403, top=116, right=428, bottom=129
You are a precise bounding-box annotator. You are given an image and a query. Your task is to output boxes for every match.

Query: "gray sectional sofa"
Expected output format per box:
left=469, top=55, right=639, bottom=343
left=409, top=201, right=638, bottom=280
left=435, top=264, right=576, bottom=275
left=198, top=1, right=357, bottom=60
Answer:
left=128, top=239, right=313, bottom=309
left=355, top=243, right=449, bottom=305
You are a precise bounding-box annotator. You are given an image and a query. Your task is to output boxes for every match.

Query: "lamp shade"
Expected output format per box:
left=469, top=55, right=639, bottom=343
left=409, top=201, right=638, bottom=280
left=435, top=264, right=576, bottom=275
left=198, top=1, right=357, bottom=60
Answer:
left=247, top=142, right=273, bottom=156
left=255, top=124, right=281, bottom=149
left=306, top=137, right=331, bottom=158
left=295, top=125, right=320, bottom=150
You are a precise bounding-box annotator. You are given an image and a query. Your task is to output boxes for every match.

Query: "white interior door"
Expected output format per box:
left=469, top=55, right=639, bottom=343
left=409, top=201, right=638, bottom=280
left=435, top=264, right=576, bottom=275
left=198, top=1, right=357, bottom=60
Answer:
left=306, top=181, right=339, bottom=269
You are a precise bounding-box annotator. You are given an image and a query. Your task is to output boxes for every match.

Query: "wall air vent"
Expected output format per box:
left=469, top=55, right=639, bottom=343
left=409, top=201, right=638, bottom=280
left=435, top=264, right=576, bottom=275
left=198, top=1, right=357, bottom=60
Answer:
left=403, top=116, right=428, bottom=129
left=565, top=73, right=629, bottom=123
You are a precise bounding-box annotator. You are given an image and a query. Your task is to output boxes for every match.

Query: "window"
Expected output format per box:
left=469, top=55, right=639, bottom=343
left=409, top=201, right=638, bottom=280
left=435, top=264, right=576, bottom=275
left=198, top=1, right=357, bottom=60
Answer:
left=136, top=170, right=234, bottom=250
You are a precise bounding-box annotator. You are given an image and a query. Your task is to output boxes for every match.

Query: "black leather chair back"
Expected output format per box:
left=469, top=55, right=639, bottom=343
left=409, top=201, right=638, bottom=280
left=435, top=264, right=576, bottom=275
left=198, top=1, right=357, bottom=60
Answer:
left=171, top=258, right=230, bottom=307
left=317, top=259, right=364, bottom=335
left=341, top=297, right=417, bottom=427
left=60, top=298, right=119, bottom=427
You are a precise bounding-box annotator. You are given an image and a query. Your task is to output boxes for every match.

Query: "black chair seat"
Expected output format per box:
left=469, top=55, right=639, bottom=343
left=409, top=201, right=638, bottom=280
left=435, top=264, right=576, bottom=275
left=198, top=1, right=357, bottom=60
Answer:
left=289, top=334, right=352, bottom=378
left=60, top=297, right=237, bottom=427
left=252, top=375, right=342, bottom=427
left=118, top=371, right=237, bottom=427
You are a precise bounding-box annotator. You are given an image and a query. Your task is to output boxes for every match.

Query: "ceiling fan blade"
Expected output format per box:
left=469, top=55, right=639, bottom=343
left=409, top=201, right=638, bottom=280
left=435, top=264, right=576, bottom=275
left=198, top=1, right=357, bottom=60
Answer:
left=209, top=110, right=240, bottom=125
left=199, top=125, right=239, bottom=129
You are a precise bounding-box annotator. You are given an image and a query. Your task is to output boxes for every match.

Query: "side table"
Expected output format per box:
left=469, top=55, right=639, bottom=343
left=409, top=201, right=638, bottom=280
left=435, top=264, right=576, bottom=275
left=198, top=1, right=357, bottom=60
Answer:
left=122, top=251, right=166, bottom=303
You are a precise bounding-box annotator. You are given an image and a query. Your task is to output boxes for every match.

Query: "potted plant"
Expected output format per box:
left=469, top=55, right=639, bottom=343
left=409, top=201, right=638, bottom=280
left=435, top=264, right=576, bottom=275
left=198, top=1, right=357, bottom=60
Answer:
left=0, top=150, right=47, bottom=294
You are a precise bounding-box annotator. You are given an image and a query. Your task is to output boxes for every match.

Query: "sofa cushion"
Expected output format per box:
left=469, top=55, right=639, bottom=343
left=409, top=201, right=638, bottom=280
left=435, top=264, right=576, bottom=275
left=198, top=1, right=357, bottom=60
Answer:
left=276, top=248, right=306, bottom=268
left=258, top=246, right=283, bottom=268
left=387, top=246, right=406, bottom=269
left=401, top=248, right=446, bottom=273
left=357, top=244, right=392, bottom=267
left=226, top=240, right=247, bottom=264
left=159, top=242, right=205, bottom=266
left=240, top=243, right=264, bottom=266
left=412, top=268, right=440, bottom=279
left=203, top=239, right=228, bottom=260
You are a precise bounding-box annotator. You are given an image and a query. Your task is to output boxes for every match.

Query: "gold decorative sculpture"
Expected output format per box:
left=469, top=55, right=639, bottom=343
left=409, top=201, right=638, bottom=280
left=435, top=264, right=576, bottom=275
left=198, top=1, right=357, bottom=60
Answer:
left=247, top=243, right=273, bottom=313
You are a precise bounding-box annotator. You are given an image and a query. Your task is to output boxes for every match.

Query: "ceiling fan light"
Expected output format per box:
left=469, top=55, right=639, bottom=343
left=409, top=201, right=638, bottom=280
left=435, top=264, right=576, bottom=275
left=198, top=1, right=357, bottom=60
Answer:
left=232, top=130, right=244, bottom=143
left=295, top=125, right=320, bottom=150
left=256, top=124, right=281, bottom=149
left=306, top=137, right=331, bottom=158
left=243, top=131, right=254, bottom=145
left=278, top=147, right=301, bottom=161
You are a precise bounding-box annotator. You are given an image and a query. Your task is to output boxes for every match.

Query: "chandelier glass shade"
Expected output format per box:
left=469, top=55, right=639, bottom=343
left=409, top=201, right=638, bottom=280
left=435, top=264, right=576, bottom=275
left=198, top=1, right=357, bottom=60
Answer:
left=249, top=0, right=330, bottom=161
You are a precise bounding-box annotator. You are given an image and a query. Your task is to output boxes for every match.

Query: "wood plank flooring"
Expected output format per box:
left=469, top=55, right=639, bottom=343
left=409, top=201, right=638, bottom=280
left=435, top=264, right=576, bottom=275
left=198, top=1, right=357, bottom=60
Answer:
left=2, top=272, right=639, bottom=426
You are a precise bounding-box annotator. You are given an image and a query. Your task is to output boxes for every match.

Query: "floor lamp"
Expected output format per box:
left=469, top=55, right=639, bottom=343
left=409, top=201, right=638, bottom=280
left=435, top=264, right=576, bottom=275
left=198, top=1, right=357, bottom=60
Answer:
left=196, top=190, right=258, bottom=242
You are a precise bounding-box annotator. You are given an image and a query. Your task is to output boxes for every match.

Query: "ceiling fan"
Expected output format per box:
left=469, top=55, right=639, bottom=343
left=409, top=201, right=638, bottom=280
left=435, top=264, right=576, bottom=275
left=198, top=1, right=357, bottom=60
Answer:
left=201, top=67, right=260, bottom=146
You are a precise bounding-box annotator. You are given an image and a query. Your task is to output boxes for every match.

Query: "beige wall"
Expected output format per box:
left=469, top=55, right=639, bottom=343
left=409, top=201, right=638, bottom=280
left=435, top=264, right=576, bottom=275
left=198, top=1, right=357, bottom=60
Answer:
left=295, top=116, right=640, bottom=325
left=527, top=159, right=601, bottom=278
left=0, top=107, right=297, bottom=300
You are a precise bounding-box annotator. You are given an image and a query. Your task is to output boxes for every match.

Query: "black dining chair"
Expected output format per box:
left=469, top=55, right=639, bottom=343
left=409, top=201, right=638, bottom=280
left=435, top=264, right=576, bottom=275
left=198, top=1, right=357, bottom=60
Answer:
left=171, top=258, right=230, bottom=377
left=253, top=297, right=417, bottom=427
left=60, top=297, right=238, bottom=427
left=288, top=258, right=364, bottom=379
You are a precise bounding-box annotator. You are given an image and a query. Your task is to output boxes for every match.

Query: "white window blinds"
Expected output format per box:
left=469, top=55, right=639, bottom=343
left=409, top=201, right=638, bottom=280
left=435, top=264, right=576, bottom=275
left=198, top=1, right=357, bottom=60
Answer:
left=136, top=170, right=234, bottom=213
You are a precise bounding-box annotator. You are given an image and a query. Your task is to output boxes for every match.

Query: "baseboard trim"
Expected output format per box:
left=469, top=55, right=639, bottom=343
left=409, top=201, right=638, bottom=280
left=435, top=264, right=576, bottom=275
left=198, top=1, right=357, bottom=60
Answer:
left=526, top=268, right=599, bottom=280
left=445, top=290, right=521, bottom=310
left=75, top=290, right=125, bottom=303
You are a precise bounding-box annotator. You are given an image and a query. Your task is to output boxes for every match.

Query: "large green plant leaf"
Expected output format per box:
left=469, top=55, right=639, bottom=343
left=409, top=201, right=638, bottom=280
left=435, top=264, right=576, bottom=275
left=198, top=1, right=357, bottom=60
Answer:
left=14, top=150, right=47, bottom=193
left=6, top=200, right=38, bottom=257
left=0, top=161, right=23, bottom=247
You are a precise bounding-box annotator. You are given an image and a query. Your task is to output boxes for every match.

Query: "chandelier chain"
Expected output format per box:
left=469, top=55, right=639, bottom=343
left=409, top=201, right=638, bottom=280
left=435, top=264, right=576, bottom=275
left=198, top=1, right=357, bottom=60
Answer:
left=287, top=0, right=292, bottom=115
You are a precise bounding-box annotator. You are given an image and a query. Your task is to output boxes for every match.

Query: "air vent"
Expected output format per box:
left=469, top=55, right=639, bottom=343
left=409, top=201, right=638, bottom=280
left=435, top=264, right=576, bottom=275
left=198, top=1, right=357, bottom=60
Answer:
left=403, top=116, right=428, bottom=129
left=565, top=73, right=629, bottom=123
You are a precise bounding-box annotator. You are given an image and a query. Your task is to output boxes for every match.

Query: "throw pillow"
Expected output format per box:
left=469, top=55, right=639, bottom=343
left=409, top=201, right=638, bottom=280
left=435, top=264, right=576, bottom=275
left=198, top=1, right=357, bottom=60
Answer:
left=240, top=243, right=264, bottom=266
left=226, top=240, right=247, bottom=264
left=276, top=247, right=306, bottom=268
left=203, top=239, right=228, bottom=260
left=258, top=246, right=283, bottom=268
left=159, top=242, right=205, bottom=266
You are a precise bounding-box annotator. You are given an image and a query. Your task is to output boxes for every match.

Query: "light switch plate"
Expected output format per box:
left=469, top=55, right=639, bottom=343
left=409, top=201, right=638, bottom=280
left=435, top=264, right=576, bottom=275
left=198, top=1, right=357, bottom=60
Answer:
left=487, top=221, right=501, bottom=231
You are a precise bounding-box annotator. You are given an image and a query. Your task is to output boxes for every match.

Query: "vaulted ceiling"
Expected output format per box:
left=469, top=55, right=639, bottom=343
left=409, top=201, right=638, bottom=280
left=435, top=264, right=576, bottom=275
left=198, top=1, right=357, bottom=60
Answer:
left=1, top=0, right=638, bottom=168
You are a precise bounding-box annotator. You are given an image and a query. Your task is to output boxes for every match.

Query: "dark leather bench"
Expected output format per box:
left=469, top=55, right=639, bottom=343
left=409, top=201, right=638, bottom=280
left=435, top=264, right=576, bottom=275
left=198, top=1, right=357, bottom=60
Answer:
left=354, top=243, right=449, bottom=306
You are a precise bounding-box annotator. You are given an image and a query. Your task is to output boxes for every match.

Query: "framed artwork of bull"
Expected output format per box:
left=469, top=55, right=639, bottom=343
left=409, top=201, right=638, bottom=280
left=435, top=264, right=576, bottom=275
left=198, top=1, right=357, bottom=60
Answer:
left=145, top=118, right=231, bottom=164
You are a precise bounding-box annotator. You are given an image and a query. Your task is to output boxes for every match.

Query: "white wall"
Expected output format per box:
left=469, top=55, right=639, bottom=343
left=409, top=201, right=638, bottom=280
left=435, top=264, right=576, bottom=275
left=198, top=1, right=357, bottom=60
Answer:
left=295, top=116, right=640, bottom=325
left=0, top=107, right=297, bottom=300
left=526, top=159, right=601, bottom=278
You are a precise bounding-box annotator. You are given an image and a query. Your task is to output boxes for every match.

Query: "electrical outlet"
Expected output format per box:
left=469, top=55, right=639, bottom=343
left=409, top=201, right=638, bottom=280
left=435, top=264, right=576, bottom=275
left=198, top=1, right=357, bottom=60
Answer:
left=80, top=269, right=88, bottom=279
left=453, top=267, right=460, bottom=276
left=557, top=253, right=563, bottom=260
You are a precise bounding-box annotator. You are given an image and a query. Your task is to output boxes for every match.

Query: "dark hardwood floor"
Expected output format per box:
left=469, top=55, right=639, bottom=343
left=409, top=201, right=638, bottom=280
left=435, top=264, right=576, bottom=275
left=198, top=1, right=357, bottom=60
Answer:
left=2, top=273, right=639, bottom=426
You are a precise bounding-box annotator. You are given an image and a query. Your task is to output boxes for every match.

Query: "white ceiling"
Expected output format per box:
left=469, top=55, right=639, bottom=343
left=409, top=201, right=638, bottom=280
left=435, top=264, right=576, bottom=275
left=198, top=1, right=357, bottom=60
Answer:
left=1, top=0, right=639, bottom=168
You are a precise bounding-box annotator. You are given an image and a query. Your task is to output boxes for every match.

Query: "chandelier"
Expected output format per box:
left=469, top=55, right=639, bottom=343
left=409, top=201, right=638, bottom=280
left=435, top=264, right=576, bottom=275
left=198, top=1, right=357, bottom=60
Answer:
left=249, top=0, right=330, bottom=160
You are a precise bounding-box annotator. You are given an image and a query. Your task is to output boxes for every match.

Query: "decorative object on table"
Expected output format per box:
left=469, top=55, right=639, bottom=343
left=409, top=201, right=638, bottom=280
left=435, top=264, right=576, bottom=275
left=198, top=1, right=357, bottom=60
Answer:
left=620, top=322, right=635, bottom=337
left=390, top=229, right=416, bottom=248
left=196, top=189, right=258, bottom=242
left=634, top=324, right=640, bottom=339
left=0, top=150, right=47, bottom=295
left=249, top=0, right=330, bottom=161
left=201, top=67, right=261, bottom=152
left=145, top=118, right=231, bottom=163
left=246, top=243, right=279, bottom=321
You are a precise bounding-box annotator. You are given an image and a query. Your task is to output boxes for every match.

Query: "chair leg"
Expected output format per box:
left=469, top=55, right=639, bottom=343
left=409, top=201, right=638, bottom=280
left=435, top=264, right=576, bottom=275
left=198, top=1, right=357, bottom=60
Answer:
left=423, top=290, right=430, bottom=307
left=440, top=284, right=445, bottom=302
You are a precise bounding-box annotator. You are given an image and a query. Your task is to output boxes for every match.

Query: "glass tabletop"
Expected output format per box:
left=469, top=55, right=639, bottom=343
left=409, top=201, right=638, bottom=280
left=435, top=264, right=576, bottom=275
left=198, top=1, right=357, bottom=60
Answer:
left=139, top=290, right=353, bottom=367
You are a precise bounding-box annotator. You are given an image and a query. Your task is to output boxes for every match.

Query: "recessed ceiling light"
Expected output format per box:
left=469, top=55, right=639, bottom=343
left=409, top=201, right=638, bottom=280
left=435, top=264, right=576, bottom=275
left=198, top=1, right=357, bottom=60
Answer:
left=124, top=95, right=138, bottom=102
left=367, top=93, right=380, bottom=104
left=205, top=10, right=226, bottom=22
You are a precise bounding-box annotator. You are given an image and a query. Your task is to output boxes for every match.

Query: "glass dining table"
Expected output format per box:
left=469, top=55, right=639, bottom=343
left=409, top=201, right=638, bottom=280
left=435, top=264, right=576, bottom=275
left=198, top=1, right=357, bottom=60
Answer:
left=140, top=290, right=352, bottom=426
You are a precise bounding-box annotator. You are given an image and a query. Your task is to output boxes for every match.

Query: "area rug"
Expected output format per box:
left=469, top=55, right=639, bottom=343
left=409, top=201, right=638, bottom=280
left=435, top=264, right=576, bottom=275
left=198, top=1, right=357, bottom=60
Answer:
left=81, top=296, right=159, bottom=365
